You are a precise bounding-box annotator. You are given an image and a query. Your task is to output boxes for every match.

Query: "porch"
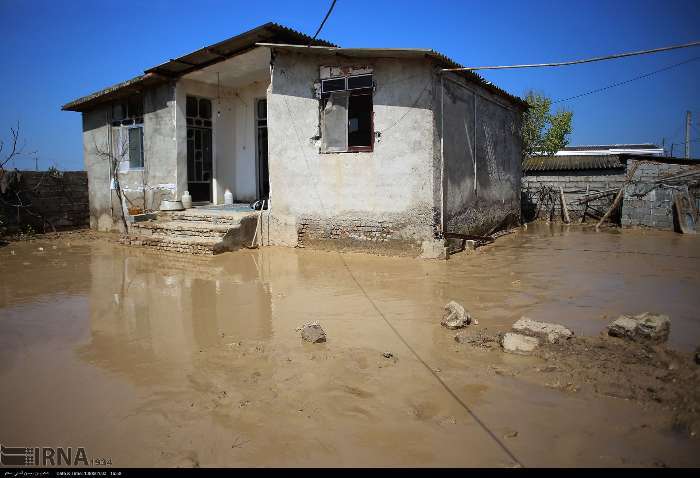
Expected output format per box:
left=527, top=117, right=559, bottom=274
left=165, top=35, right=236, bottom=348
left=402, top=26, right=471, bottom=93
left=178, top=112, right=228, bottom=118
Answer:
left=174, top=46, right=271, bottom=207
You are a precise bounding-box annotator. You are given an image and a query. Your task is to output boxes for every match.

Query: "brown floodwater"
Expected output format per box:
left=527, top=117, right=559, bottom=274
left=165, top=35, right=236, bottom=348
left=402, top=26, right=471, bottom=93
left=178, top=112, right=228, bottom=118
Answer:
left=1, top=224, right=699, bottom=467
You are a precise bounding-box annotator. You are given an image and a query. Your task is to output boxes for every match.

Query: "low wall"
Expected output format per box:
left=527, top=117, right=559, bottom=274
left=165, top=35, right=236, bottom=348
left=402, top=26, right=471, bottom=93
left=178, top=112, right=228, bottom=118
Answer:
left=622, top=159, right=700, bottom=230
left=522, top=170, right=626, bottom=223
left=0, top=170, right=89, bottom=233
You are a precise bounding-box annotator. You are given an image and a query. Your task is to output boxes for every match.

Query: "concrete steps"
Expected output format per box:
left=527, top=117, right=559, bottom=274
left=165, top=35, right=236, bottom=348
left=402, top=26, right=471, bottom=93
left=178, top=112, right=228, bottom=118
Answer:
left=121, top=209, right=259, bottom=255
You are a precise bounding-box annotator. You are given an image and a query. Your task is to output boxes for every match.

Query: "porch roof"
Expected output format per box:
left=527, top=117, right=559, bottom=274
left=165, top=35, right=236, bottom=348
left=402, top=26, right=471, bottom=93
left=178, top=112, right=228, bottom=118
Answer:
left=61, top=23, right=336, bottom=112
left=256, top=43, right=528, bottom=109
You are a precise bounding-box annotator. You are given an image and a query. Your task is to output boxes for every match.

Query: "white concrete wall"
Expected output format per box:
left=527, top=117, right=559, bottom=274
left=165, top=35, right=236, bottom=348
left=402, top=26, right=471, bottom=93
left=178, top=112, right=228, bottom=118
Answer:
left=266, top=51, right=438, bottom=254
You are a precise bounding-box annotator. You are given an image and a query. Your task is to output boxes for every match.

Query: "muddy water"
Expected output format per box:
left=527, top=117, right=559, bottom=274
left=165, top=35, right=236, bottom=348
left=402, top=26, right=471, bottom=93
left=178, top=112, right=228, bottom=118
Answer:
left=1, top=225, right=699, bottom=467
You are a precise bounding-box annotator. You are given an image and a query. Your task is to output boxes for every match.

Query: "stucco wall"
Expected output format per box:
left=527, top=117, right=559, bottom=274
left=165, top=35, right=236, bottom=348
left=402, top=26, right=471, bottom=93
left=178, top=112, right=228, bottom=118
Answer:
left=82, top=82, right=178, bottom=231
left=441, top=75, right=522, bottom=235
left=267, top=51, right=440, bottom=256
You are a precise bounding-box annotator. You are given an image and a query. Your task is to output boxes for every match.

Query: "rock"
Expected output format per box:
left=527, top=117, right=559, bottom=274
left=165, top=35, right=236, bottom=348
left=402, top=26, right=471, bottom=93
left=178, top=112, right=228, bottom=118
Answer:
left=512, top=317, right=573, bottom=344
left=500, top=333, right=539, bottom=355
left=441, top=301, right=471, bottom=329
left=382, top=352, right=394, bottom=359
left=607, top=313, right=670, bottom=344
left=608, top=316, right=638, bottom=340
left=299, top=322, right=326, bottom=343
left=635, top=313, right=670, bottom=343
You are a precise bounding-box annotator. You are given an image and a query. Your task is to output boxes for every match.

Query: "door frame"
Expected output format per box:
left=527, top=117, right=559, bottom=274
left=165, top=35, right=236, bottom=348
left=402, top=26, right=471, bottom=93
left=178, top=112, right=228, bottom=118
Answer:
left=254, top=97, right=269, bottom=201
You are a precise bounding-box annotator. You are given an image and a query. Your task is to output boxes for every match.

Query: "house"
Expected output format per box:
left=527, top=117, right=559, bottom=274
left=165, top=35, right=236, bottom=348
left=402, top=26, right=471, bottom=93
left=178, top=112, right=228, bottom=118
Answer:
left=62, top=23, right=526, bottom=258
left=522, top=153, right=700, bottom=230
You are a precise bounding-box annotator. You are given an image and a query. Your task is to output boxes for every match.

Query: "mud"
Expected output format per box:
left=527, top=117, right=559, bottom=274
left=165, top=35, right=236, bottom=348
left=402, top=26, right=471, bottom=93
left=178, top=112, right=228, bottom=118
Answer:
left=1, top=224, right=699, bottom=467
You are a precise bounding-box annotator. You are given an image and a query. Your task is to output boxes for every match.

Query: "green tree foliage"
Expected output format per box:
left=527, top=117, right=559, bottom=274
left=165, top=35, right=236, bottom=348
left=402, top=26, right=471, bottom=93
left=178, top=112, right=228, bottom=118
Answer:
left=521, top=91, right=573, bottom=158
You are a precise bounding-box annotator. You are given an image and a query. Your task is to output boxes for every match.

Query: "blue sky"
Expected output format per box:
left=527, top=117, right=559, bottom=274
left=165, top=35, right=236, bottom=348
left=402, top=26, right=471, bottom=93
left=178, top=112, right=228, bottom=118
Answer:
left=1, top=0, right=699, bottom=170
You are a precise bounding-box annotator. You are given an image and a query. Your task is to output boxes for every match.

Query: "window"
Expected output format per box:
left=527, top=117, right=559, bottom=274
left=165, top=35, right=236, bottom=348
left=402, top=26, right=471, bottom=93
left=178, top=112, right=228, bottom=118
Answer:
left=128, top=127, right=144, bottom=169
left=186, top=96, right=213, bottom=128
left=111, top=95, right=143, bottom=126
left=111, top=95, right=145, bottom=170
left=320, top=74, right=374, bottom=153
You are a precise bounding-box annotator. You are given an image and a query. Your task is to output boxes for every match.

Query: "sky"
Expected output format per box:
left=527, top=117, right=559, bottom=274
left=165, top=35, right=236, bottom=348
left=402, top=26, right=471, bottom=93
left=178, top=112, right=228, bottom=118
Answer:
left=1, top=0, right=699, bottom=170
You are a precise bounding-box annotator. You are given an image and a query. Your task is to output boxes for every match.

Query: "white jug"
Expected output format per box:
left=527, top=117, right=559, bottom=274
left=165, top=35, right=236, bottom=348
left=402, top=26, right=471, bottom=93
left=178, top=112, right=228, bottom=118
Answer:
left=181, top=191, right=192, bottom=209
left=224, top=189, right=233, bottom=205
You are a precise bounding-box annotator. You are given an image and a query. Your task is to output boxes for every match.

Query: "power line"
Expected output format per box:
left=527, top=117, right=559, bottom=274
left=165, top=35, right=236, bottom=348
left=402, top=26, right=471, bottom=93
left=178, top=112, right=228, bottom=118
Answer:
left=552, top=56, right=700, bottom=104
left=310, top=0, right=337, bottom=43
left=339, top=254, right=523, bottom=467
left=441, top=39, right=700, bottom=72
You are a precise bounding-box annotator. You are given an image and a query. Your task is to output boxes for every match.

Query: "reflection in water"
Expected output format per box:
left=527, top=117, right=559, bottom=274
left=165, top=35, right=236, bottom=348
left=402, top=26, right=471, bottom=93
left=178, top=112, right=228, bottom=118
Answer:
left=83, top=251, right=274, bottom=379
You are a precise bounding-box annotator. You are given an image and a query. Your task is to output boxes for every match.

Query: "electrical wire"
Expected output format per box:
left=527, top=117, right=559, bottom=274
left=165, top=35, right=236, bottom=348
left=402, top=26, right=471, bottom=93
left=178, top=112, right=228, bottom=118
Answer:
left=441, top=39, right=700, bottom=72
left=310, top=0, right=337, bottom=43
left=552, top=56, right=700, bottom=104
left=339, top=254, right=524, bottom=467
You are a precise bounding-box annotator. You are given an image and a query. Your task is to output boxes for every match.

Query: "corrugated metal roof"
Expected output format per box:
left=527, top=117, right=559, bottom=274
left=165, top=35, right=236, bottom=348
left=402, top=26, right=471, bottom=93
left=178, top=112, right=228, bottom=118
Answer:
left=256, top=43, right=527, bottom=109
left=523, top=155, right=625, bottom=172
left=62, top=23, right=336, bottom=112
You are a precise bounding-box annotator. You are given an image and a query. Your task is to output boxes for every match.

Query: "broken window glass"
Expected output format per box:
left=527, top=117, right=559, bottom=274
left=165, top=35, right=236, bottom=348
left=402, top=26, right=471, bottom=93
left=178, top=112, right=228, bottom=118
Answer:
left=320, top=72, right=374, bottom=152
left=321, top=91, right=349, bottom=153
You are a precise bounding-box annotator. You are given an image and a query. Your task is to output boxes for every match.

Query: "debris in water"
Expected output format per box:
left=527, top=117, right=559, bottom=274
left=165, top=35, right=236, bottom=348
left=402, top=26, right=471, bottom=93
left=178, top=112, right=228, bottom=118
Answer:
left=608, top=312, right=670, bottom=344
left=299, top=322, right=327, bottom=343
left=694, top=347, right=699, bottom=365
left=454, top=332, right=497, bottom=348
left=441, top=301, right=472, bottom=329
left=512, top=317, right=573, bottom=344
left=37, top=247, right=44, bottom=251
left=500, top=333, right=539, bottom=355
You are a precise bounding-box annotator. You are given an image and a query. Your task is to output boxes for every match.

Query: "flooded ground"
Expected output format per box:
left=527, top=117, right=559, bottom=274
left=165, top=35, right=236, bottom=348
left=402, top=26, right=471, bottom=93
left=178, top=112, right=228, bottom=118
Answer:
left=1, top=224, right=699, bottom=467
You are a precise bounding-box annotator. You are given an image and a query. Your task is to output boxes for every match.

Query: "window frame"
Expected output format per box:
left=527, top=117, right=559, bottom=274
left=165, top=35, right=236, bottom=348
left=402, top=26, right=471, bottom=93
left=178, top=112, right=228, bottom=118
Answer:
left=346, top=89, right=374, bottom=153
left=320, top=73, right=375, bottom=154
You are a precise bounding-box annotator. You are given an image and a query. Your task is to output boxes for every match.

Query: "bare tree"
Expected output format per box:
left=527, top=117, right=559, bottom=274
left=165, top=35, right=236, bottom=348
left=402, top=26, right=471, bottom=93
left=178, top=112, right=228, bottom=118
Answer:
left=1, top=122, right=36, bottom=171
left=92, top=128, right=130, bottom=233
left=0, top=123, right=57, bottom=232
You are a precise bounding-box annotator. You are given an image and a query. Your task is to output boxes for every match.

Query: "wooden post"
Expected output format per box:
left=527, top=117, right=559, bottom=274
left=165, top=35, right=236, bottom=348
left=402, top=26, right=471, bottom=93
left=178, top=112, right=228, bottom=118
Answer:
left=560, top=187, right=570, bottom=224
left=596, top=161, right=641, bottom=230
left=581, top=184, right=589, bottom=223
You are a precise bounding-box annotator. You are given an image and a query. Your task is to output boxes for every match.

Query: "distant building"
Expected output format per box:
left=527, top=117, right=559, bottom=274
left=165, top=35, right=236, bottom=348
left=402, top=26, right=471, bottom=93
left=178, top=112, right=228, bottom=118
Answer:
left=522, top=153, right=700, bottom=231
left=553, top=144, right=664, bottom=157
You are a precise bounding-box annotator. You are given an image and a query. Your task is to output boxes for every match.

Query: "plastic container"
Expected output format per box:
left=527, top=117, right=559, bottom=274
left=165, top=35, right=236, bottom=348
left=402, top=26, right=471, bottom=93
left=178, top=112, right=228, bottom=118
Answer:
left=224, top=189, right=233, bottom=205
left=181, top=191, right=192, bottom=209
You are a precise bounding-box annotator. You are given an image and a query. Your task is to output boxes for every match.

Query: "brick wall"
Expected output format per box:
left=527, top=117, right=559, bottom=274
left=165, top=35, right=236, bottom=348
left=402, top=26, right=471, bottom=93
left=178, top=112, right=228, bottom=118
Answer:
left=521, top=170, right=626, bottom=223
left=622, top=160, right=700, bottom=230
left=0, top=170, right=89, bottom=233
left=296, top=212, right=434, bottom=256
